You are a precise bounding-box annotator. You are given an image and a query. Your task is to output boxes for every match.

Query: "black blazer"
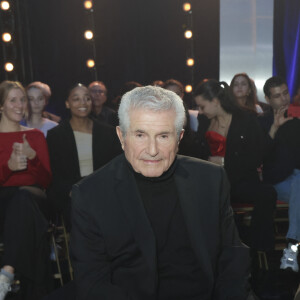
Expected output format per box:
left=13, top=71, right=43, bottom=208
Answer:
left=46, top=119, right=122, bottom=212
left=197, top=110, right=264, bottom=188
left=71, top=154, right=250, bottom=300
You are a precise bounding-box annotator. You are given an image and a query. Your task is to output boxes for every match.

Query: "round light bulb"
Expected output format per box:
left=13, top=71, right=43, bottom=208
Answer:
left=83, top=1, right=93, bottom=9
left=4, top=62, right=14, bottom=72
left=0, top=1, right=10, bottom=10
left=86, top=59, right=95, bottom=68
left=84, top=30, right=93, bottom=40
left=184, top=30, right=192, bottom=39
left=185, top=85, right=192, bottom=93
left=183, top=3, right=191, bottom=12
left=186, top=58, right=194, bottom=66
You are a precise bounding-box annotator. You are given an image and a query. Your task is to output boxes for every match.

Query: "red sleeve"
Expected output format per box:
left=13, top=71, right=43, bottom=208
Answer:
left=27, top=130, right=52, bottom=189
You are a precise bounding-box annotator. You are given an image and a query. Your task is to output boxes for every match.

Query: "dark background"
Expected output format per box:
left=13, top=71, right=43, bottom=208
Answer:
left=1, top=0, right=299, bottom=117
left=0, top=0, right=219, bottom=115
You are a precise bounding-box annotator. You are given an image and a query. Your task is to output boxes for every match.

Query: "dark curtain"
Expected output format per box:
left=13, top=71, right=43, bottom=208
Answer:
left=273, top=0, right=300, bottom=97
left=3, top=0, right=219, bottom=117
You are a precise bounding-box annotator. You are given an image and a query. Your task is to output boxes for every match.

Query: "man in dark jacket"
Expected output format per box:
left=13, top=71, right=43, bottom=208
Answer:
left=71, top=86, right=251, bottom=300
left=259, top=76, right=300, bottom=272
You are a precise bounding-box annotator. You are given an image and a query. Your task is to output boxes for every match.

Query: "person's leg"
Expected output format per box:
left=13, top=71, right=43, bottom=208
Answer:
left=274, top=170, right=300, bottom=272
left=0, top=186, right=50, bottom=299
left=231, top=181, right=277, bottom=251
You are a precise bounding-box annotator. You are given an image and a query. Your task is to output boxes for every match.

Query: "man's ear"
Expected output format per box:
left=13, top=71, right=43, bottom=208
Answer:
left=116, top=126, right=125, bottom=150
left=179, top=129, right=185, bottom=143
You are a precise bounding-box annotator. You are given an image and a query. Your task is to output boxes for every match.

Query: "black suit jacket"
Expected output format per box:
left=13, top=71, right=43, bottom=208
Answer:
left=71, top=154, right=250, bottom=300
left=197, top=110, right=264, bottom=188
left=46, top=119, right=122, bottom=212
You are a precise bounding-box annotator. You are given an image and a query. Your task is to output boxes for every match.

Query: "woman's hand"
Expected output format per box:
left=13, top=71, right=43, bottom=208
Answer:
left=22, top=134, right=36, bottom=160
left=208, top=156, right=224, bottom=166
left=8, top=147, right=27, bottom=171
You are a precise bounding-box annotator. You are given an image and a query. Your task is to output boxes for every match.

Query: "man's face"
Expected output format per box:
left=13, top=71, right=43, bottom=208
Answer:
left=266, top=84, right=290, bottom=111
left=89, top=83, right=107, bottom=107
left=116, top=109, right=184, bottom=177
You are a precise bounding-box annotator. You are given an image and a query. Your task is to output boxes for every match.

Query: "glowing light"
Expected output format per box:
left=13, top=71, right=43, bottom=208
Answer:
left=184, top=30, right=192, bottom=39
left=183, top=3, right=191, bottom=12
left=83, top=0, right=93, bottom=9
left=0, top=1, right=10, bottom=10
left=185, top=85, right=192, bottom=93
left=4, top=62, right=14, bottom=72
left=84, top=30, right=93, bottom=40
left=186, top=58, right=194, bottom=66
left=86, top=59, right=95, bottom=68
left=2, top=32, right=11, bottom=42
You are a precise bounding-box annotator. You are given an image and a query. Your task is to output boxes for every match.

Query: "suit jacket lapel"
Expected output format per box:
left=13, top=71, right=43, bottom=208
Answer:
left=174, top=162, right=214, bottom=280
left=114, top=156, right=157, bottom=273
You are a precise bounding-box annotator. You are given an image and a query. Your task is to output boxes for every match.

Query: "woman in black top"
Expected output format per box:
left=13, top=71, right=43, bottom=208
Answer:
left=194, top=79, right=277, bottom=251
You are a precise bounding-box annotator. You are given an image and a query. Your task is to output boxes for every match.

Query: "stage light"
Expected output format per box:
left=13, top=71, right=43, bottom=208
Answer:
left=185, top=85, right=192, bottom=93
left=83, top=0, right=93, bottom=10
left=2, top=32, right=11, bottom=42
left=186, top=58, right=194, bottom=66
left=184, top=30, right=192, bottom=39
left=183, top=3, right=191, bottom=12
left=0, top=1, right=10, bottom=10
left=86, top=59, right=95, bottom=68
left=84, top=30, right=93, bottom=40
left=4, top=62, right=14, bottom=72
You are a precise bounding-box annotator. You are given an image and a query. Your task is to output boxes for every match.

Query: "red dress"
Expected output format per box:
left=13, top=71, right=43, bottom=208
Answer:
left=0, top=129, right=52, bottom=188
left=205, top=131, right=227, bottom=157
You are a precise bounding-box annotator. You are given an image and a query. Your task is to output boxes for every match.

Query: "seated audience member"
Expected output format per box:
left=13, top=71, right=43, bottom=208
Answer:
left=293, top=84, right=300, bottom=106
left=163, top=79, right=201, bottom=158
left=259, top=76, right=300, bottom=272
left=21, top=82, right=58, bottom=137
left=88, top=81, right=118, bottom=127
left=230, top=73, right=263, bottom=114
left=152, top=80, right=164, bottom=87
left=194, top=79, right=277, bottom=251
left=109, top=81, right=143, bottom=111
left=46, top=84, right=122, bottom=229
left=71, top=85, right=251, bottom=300
left=0, top=81, right=52, bottom=300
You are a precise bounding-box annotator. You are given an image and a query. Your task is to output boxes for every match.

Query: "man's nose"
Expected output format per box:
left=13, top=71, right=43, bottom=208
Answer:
left=147, top=138, right=159, bottom=157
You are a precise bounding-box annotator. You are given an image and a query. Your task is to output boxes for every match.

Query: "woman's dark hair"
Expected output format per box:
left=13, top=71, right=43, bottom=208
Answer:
left=194, top=79, right=239, bottom=114
left=230, top=73, right=257, bottom=113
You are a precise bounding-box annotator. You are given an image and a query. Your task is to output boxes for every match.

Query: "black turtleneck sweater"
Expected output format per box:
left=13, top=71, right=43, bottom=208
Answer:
left=129, top=159, right=208, bottom=300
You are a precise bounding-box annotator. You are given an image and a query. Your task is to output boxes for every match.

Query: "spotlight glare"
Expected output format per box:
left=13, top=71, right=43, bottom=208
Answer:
left=83, top=0, right=93, bottom=9
left=186, top=58, right=194, bottom=66
left=185, top=85, right=192, bottom=93
left=183, top=3, right=191, bottom=12
left=4, top=62, right=14, bottom=72
left=2, top=32, right=11, bottom=42
left=0, top=1, right=10, bottom=10
left=84, top=30, right=93, bottom=40
left=184, top=30, right=192, bottom=39
left=86, top=59, right=95, bottom=68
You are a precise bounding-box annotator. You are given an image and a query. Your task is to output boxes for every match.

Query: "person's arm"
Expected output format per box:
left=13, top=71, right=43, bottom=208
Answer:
left=70, top=184, right=130, bottom=300
left=26, top=132, right=52, bottom=189
left=213, top=168, right=251, bottom=299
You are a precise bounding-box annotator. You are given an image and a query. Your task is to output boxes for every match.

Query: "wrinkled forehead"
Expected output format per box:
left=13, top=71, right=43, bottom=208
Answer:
left=269, top=84, right=289, bottom=97
left=89, top=83, right=106, bottom=91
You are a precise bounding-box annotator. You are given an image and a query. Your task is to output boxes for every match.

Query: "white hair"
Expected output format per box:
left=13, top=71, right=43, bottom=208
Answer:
left=118, top=85, right=186, bottom=138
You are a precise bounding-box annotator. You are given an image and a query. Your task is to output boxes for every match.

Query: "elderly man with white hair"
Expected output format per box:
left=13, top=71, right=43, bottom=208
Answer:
left=70, top=86, right=251, bottom=300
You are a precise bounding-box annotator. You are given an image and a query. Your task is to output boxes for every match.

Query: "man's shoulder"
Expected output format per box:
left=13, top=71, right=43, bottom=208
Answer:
left=76, top=154, right=124, bottom=188
left=177, top=155, right=223, bottom=175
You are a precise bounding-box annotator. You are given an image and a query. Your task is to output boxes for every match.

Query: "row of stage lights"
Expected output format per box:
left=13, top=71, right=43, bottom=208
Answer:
left=183, top=2, right=193, bottom=93
left=1, top=0, right=15, bottom=73
left=82, top=0, right=97, bottom=72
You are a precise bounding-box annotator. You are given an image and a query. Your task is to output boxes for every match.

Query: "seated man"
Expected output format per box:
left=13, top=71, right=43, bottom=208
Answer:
left=88, top=81, right=118, bottom=126
left=260, top=76, right=300, bottom=272
left=70, top=86, right=251, bottom=299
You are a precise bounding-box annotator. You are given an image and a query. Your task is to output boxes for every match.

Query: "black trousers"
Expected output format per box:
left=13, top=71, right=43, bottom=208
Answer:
left=0, top=186, right=51, bottom=299
left=231, top=181, right=277, bottom=251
